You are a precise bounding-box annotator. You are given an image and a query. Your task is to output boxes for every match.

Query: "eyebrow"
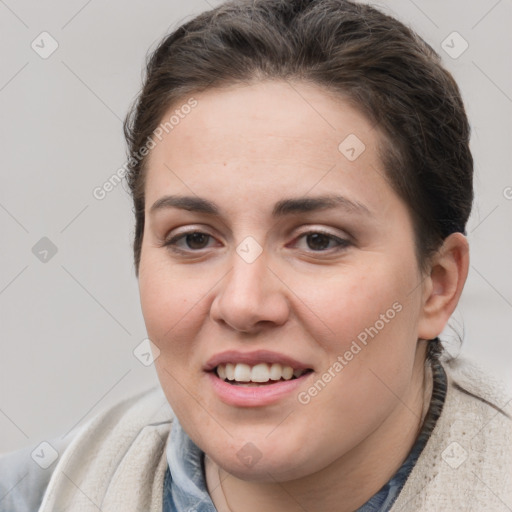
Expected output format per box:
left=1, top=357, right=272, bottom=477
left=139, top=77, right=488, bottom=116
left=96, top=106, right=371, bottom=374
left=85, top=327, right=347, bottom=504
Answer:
left=149, top=194, right=372, bottom=218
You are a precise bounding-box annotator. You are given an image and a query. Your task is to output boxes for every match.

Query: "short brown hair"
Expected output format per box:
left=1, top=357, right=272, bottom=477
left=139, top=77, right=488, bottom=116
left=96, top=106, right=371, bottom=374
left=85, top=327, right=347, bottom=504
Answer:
left=124, top=0, right=473, bottom=278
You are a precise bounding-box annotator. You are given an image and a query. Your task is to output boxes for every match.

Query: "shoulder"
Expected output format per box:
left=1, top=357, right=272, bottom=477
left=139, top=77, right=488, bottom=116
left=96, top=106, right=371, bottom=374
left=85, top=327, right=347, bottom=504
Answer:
left=441, top=355, right=511, bottom=462
left=441, top=355, right=512, bottom=472
left=0, top=385, right=172, bottom=512
left=441, top=354, right=511, bottom=438
left=443, top=354, right=511, bottom=413
left=0, top=434, right=75, bottom=512
left=392, top=355, right=512, bottom=511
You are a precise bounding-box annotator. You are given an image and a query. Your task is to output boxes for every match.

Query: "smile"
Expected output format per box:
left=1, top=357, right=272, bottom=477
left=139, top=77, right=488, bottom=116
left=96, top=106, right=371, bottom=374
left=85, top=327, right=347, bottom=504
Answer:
left=215, top=362, right=311, bottom=385
left=204, top=350, right=314, bottom=405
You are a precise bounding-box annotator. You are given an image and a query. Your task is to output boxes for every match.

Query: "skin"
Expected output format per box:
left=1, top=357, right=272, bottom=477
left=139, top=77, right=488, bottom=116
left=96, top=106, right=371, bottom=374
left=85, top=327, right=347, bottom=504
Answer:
left=137, top=80, right=469, bottom=512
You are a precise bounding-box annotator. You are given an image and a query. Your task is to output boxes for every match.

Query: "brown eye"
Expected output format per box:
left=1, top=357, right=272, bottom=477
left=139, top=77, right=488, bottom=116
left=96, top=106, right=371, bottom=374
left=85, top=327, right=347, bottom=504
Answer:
left=184, top=232, right=210, bottom=249
left=305, top=233, right=331, bottom=251
left=164, top=231, right=214, bottom=252
left=294, top=231, right=350, bottom=252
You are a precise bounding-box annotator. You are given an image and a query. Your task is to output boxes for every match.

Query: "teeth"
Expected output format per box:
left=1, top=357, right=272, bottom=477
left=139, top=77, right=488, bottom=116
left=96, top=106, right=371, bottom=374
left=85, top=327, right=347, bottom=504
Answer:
left=282, top=365, right=293, bottom=380
left=251, top=363, right=271, bottom=382
left=225, top=363, right=235, bottom=380
left=269, top=363, right=283, bottom=381
left=217, top=364, right=227, bottom=380
left=215, top=362, right=307, bottom=383
left=234, top=363, right=251, bottom=382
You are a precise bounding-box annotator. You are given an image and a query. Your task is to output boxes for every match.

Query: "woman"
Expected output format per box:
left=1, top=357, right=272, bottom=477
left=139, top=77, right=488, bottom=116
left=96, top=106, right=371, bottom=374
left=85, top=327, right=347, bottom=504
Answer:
left=1, top=0, right=510, bottom=510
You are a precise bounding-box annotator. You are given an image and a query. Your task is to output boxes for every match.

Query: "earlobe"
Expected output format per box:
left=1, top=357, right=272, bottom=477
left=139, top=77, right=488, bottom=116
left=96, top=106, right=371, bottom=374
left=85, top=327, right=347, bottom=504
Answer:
left=417, top=233, right=469, bottom=340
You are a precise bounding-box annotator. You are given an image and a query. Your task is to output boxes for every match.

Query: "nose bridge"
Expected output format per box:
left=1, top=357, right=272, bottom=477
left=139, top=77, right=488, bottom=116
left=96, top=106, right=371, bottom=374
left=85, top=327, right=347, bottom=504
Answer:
left=211, top=240, right=288, bottom=332
left=226, top=244, right=271, bottom=306
left=227, top=232, right=269, bottom=291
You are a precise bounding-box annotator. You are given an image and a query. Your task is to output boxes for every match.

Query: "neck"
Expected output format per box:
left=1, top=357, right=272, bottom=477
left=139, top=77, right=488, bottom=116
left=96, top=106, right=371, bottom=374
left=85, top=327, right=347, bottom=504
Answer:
left=207, top=343, right=431, bottom=512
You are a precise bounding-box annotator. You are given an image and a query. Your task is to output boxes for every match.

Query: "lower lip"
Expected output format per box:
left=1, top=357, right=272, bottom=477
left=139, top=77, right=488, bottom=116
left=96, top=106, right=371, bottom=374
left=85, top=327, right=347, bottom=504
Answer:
left=206, top=371, right=312, bottom=407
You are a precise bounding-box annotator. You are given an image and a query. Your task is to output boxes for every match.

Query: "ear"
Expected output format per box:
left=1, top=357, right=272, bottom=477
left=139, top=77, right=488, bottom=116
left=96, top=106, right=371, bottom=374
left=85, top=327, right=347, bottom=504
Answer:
left=417, top=232, right=469, bottom=340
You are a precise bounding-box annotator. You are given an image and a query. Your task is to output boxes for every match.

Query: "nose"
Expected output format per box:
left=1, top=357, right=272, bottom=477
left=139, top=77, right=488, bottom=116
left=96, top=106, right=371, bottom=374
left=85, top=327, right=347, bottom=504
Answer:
left=210, top=248, right=290, bottom=334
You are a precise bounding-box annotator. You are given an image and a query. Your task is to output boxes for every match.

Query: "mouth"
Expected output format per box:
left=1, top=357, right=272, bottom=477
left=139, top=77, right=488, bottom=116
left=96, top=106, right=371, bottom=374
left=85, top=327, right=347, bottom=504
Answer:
left=204, top=350, right=314, bottom=405
left=212, top=362, right=314, bottom=387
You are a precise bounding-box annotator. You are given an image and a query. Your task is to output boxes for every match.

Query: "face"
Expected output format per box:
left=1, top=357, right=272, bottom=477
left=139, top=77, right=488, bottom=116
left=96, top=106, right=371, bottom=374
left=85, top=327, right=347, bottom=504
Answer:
left=138, top=80, right=427, bottom=482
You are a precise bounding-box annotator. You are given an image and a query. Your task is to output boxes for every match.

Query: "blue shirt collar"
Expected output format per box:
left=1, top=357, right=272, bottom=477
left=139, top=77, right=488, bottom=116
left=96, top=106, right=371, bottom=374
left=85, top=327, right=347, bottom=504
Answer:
left=164, top=414, right=217, bottom=511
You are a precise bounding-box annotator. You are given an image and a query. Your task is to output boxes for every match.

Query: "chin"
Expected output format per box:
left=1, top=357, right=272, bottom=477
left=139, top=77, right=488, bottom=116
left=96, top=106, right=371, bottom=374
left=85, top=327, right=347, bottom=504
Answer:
left=206, top=438, right=316, bottom=482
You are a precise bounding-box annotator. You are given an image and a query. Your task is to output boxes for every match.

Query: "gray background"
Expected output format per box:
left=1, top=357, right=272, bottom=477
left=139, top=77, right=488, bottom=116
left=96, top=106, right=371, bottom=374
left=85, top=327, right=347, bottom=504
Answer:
left=1, top=0, right=511, bottom=455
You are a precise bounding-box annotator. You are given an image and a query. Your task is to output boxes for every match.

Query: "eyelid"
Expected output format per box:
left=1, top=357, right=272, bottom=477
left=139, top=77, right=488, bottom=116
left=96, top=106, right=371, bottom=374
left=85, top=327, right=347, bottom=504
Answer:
left=163, top=224, right=217, bottom=242
left=162, top=227, right=218, bottom=250
left=293, top=225, right=350, bottom=239
left=162, top=225, right=352, bottom=255
left=163, top=225, right=348, bottom=243
left=289, top=229, right=351, bottom=252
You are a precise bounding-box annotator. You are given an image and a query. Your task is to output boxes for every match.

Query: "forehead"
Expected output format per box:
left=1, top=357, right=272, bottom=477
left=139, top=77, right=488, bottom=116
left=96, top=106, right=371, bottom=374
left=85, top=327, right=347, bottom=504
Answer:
left=144, top=80, right=393, bottom=215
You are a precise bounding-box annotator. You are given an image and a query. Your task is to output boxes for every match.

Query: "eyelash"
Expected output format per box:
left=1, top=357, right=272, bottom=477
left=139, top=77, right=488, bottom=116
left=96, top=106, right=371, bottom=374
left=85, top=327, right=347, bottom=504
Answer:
left=162, top=229, right=351, bottom=255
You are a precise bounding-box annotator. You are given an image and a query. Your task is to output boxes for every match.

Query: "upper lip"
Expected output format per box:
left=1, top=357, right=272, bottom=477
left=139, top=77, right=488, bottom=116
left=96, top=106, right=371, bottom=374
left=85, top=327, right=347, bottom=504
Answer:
left=204, top=350, right=312, bottom=372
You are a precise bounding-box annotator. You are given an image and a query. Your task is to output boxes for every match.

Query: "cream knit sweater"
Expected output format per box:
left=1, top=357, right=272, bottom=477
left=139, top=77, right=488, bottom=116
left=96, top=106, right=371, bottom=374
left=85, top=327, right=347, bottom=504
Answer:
left=37, top=356, right=512, bottom=512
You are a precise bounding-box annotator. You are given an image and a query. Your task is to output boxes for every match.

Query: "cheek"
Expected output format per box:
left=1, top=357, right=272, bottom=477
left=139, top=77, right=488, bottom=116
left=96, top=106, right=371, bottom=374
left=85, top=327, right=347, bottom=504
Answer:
left=138, top=254, right=204, bottom=357
left=138, top=256, right=211, bottom=419
left=295, top=258, right=422, bottom=407
left=298, top=260, right=416, bottom=346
